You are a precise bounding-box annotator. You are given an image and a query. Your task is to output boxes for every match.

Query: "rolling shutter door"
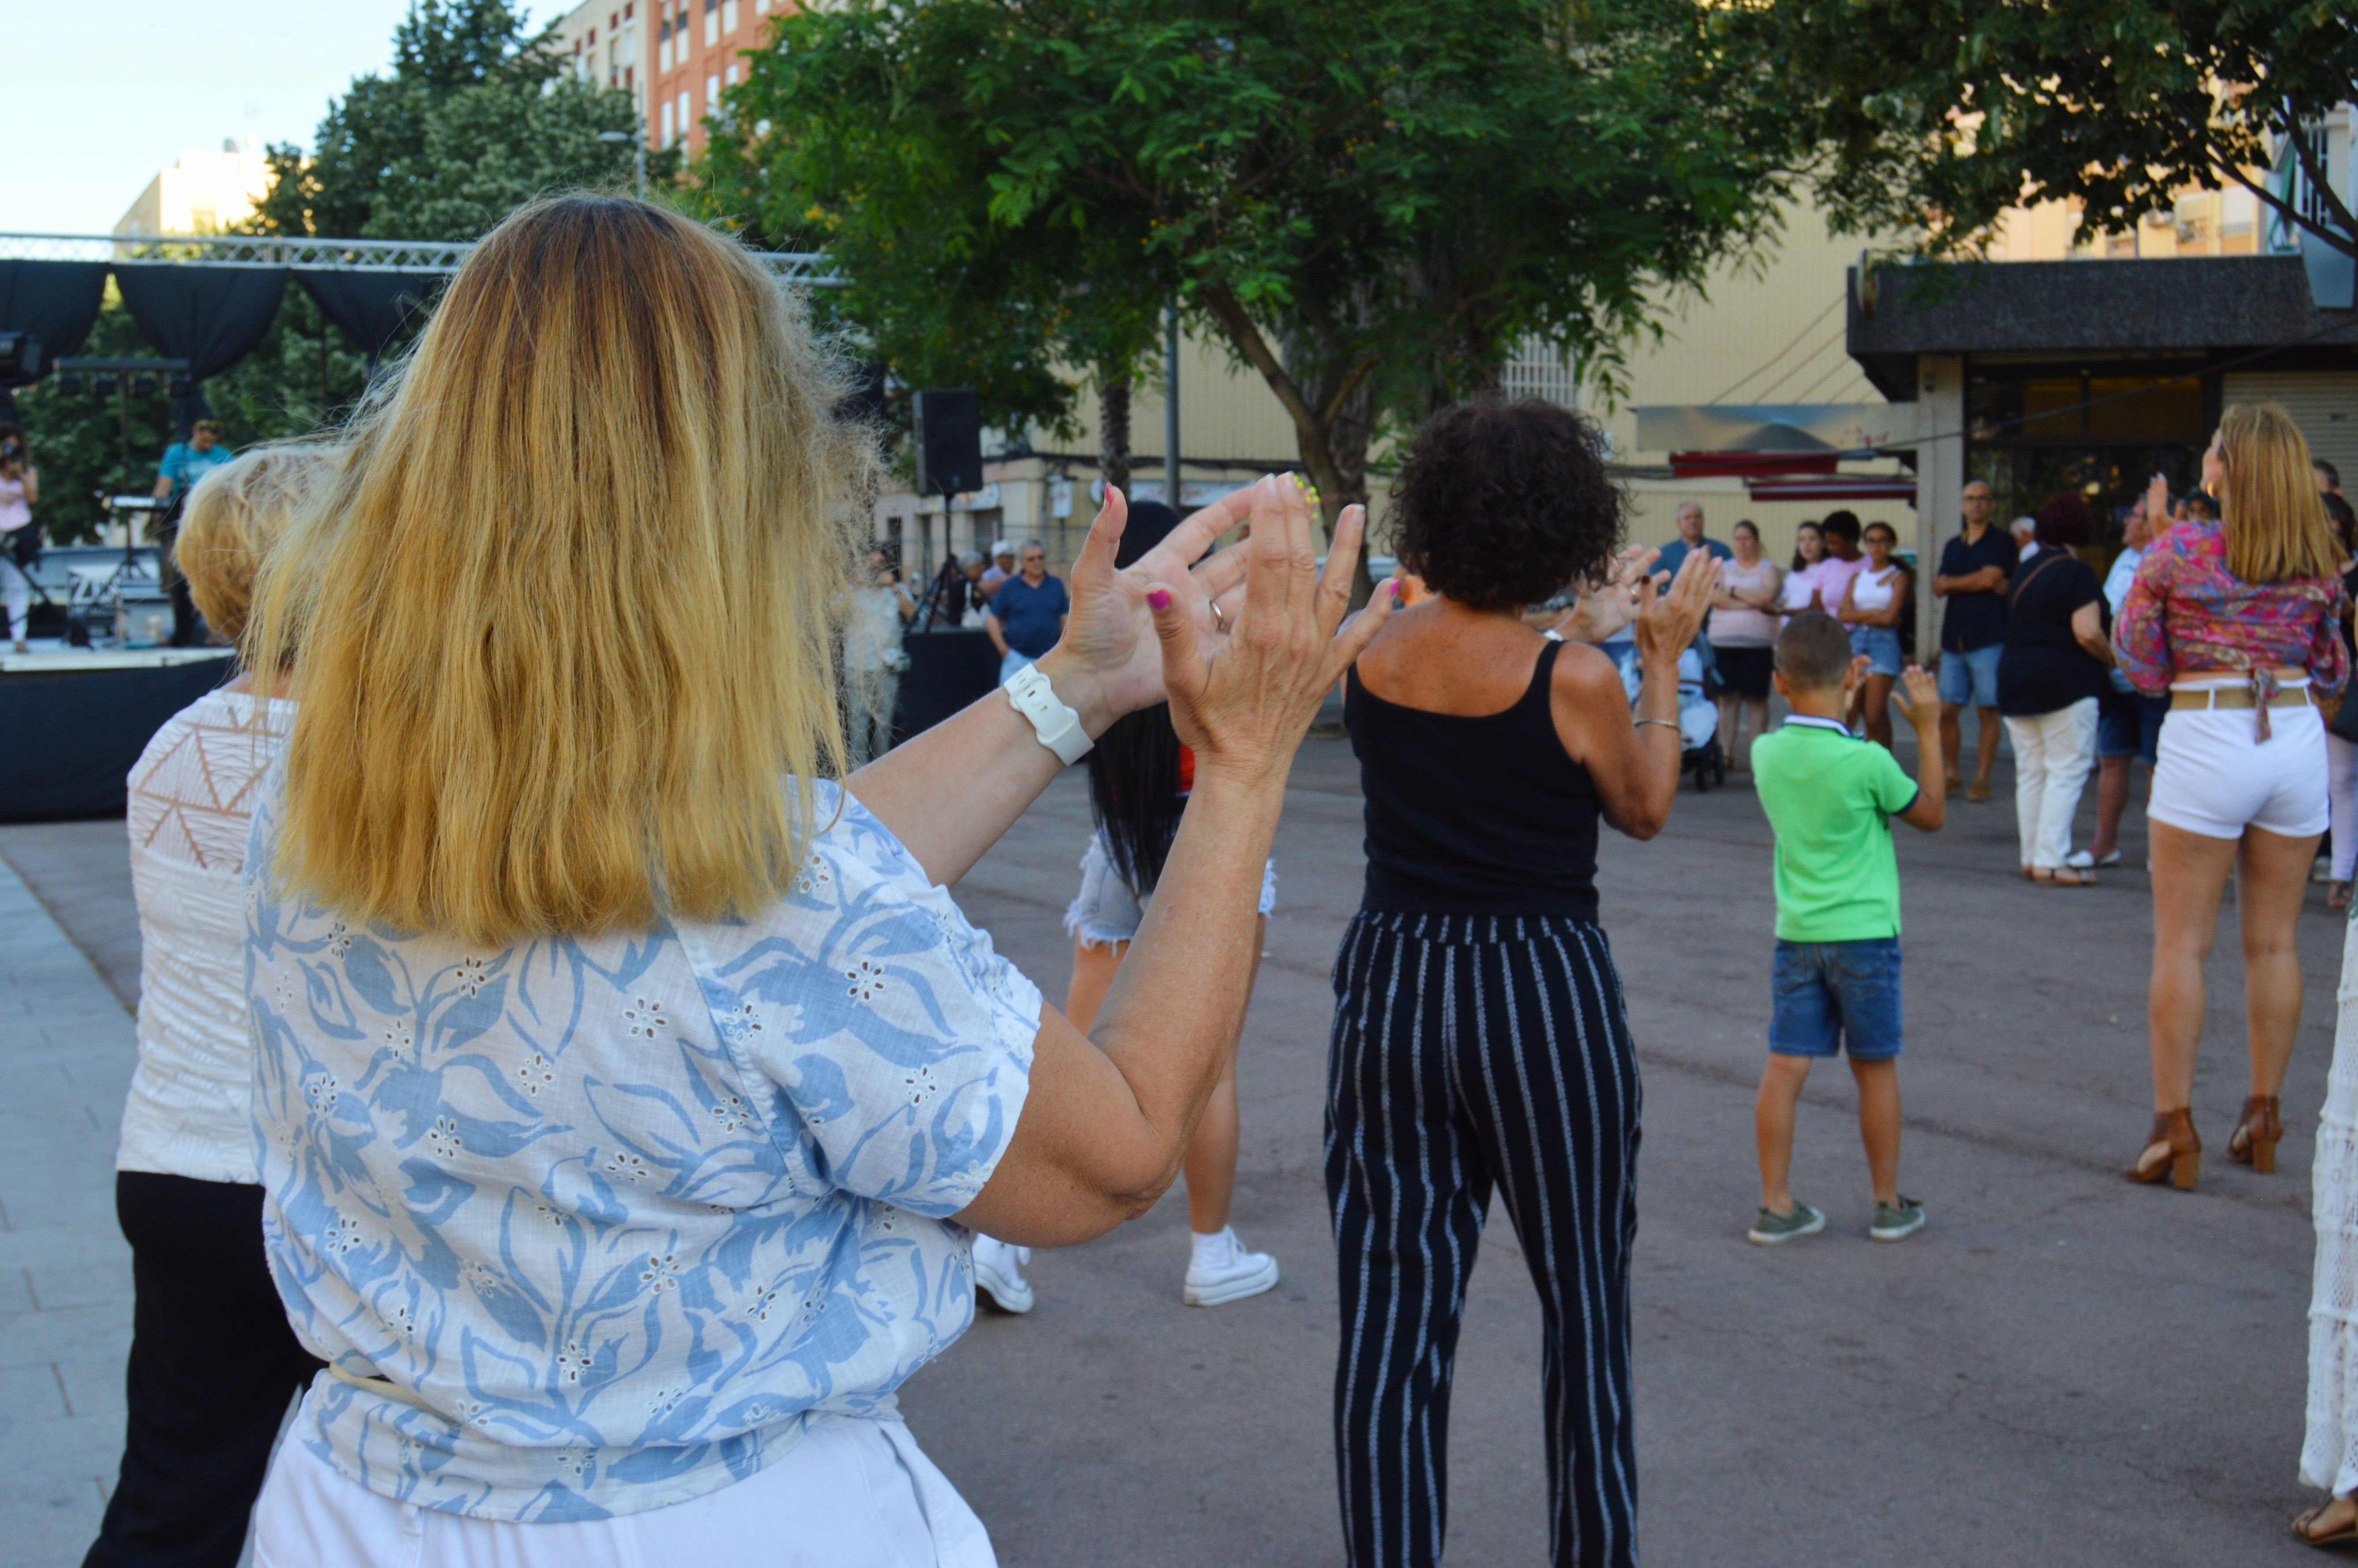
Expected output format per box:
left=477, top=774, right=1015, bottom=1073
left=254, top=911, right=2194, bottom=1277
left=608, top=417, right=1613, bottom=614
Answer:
left=2221, top=372, right=2358, bottom=479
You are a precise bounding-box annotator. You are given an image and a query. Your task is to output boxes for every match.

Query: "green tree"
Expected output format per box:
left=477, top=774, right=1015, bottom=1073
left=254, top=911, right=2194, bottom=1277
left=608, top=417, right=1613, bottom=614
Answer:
left=703, top=0, right=1800, bottom=536
left=1756, top=0, right=2358, bottom=261
left=254, top=0, right=656, bottom=242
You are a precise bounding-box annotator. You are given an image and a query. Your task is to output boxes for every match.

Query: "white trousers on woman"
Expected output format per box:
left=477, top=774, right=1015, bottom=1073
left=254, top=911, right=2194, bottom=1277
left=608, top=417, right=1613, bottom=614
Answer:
left=252, top=1413, right=996, bottom=1568
left=1, top=552, right=28, bottom=643
left=2331, top=733, right=2358, bottom=882
left=2004, top=698, right=2098, bottom=871
left=2306, top=913, right=2358, bottom=1495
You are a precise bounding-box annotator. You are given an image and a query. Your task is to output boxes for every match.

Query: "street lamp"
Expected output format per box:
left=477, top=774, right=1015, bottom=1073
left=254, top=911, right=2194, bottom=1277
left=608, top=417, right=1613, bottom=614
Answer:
left=598, top=129, right=648, bottom=198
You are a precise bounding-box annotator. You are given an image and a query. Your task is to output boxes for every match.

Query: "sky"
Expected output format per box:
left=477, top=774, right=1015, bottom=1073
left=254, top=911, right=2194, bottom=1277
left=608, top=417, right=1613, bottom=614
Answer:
left=4, top=0, right=566, bottom=235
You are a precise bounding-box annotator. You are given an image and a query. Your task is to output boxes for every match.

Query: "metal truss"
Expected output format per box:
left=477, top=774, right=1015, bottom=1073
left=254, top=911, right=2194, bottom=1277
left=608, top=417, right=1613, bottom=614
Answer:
left=0, top=232, right=846, bottom=285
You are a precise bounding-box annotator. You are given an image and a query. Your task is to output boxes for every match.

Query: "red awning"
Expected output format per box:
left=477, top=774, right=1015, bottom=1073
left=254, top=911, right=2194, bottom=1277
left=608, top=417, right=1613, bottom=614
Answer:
left=1746, top=474, right=1918, bottom=503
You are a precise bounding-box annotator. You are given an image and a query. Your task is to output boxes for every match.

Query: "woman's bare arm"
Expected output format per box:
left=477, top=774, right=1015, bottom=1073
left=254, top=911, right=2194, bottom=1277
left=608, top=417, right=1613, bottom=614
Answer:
left=953, top=484, right=1391, bottom=1245
left=1555, top=551, right=1717, bottom=841
left=2071, top=599, right=2113, bottom=665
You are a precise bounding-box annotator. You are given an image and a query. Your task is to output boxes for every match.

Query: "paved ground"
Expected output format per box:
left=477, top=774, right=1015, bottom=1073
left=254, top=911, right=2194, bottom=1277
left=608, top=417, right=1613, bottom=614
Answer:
left=0, top=726, right=2349, bottom=1566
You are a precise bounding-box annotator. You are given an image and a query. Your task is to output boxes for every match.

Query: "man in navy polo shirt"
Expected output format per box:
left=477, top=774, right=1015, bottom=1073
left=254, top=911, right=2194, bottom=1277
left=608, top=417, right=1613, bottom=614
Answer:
left=1931, top=479, right=2016, bottom=801
left=984, top=538, right=1069, bottom=682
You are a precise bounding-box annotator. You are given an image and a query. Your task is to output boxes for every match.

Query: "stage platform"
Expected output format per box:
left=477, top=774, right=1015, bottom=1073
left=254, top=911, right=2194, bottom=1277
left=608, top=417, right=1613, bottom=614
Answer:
left=0, top=643, right=234, bottom=822
left=0, top=645, right=234, bottom=678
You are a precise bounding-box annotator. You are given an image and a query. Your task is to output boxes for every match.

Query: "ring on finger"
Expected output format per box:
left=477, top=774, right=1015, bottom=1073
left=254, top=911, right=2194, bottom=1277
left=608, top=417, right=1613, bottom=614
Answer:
left=1210, top=597, right=1229, bottom=634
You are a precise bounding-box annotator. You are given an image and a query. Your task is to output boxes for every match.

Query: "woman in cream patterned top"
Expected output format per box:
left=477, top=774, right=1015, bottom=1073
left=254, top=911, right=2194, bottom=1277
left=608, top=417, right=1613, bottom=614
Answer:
left=91, top=444, right=343, bottom=1567
left=239, top=195, right=1389, bottom=1564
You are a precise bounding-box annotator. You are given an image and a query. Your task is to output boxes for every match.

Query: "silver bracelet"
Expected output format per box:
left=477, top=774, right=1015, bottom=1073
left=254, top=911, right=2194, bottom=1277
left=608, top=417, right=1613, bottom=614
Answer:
left=1634, top=717, right=1681, bottom=733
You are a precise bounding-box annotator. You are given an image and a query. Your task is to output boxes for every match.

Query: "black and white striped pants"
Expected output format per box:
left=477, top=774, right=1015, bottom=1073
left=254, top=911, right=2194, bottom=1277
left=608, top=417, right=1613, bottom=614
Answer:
left=1326, top=912, right=1641, bottom=1568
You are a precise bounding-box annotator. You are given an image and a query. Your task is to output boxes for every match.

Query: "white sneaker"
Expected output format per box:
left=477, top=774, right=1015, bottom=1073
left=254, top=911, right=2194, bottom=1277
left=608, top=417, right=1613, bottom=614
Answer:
left=1182, top=1227, right=1279, bottom=1307
left=971, top=1236, right=1034, bottom=1314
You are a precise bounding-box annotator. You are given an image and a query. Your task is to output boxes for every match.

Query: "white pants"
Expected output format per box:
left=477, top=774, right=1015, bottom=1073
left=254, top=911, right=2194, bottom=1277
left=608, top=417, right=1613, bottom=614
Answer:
left=1, top=551, right=27, bottom=643
left=846, top=663, right=902, bottom=767
left=252, top=1414, right=996, bottom=1568
left=2149, top=696, right=2328, bottom=840
left=2332, top=733, right=2358, bottom=882
left=2004, top=698, right=2098, bottom=870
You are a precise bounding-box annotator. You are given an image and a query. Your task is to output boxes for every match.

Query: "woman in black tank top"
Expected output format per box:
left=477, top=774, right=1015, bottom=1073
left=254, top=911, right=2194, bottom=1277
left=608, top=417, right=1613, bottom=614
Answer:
left=1326, top=399, right=1717, bottom=1568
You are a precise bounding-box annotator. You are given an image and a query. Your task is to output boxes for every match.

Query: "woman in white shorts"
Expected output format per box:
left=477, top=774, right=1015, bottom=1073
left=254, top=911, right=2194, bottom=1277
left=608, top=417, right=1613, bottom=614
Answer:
left=2114, top=404, right=2349, bottom=1192
left=972, top=502, right=1283, bottom=1317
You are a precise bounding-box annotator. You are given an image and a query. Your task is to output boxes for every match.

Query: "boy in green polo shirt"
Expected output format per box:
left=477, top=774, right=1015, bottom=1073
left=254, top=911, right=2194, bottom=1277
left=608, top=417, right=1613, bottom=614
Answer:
left=1747, top=611, right=1945, bottom=1246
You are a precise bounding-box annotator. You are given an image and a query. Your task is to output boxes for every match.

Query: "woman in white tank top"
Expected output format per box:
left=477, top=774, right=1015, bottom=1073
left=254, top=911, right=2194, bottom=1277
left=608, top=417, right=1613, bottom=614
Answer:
left=1836, top=522, right=1913, bottom=747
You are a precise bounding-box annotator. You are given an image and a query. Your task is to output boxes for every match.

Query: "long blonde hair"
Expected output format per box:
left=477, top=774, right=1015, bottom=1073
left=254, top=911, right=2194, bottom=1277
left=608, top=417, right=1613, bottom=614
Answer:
left=252, top=195, right=874, bottom=946
left=176, top=443, right=343, bottom=648
left=2218, top=402, right=2339, bottom=585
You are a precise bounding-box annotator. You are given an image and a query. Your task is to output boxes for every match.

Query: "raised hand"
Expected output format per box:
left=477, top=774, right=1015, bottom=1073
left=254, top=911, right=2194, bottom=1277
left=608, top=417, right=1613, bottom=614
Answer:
left=1633, top=547, right=1719, bottom=666
left=1893, top=663, right=1941, bottom=729
left=1045, top=477, right=1350, bottom=734
left=1146, top=474, right=1393, bottom=785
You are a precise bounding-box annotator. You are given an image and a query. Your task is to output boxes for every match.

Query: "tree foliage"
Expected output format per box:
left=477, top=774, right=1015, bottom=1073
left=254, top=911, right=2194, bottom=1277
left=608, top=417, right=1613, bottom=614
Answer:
left=702, top=0, right=1803, bottom=529
left=1755, top=0, right=2358, bottom=260
left=253, top=0, right=657, bottom=242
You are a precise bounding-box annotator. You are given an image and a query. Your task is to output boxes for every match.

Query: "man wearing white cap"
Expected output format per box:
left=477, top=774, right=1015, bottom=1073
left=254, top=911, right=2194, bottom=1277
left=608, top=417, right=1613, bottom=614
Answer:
left=978, top=538, right=1016, bottom=602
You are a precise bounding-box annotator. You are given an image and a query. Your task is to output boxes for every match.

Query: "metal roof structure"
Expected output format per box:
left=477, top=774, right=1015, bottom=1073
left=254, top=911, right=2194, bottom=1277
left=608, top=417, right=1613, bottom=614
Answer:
left=0, top=232, right=847, bottom=285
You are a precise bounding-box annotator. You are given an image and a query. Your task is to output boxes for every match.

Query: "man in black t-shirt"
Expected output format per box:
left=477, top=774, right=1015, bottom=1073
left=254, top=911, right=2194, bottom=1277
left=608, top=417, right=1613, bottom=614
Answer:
left=1931, top=480, right=2017, bottom=801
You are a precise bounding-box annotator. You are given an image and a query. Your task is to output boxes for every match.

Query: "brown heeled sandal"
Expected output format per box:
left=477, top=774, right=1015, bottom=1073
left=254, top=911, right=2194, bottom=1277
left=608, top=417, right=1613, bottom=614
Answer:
left=2125, top=1109, right=2201, bottom=1190
left=2293, top=1497, right=2358, bottom=1548
left=2229, top=1095, right=2283, bottom=1173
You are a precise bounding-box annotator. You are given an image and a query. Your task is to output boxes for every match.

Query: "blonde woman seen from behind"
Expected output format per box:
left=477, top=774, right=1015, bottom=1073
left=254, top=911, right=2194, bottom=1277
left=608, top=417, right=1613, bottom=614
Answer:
left=87, top=444, right=341, bottom=1568
left=2115, top=404, right=2347, bottom=1193
left=239, top=194, right=1390, bottom=1565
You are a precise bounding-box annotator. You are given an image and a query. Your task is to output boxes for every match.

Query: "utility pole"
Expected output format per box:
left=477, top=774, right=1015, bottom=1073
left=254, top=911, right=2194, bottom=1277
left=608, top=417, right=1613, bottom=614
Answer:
left=598, top=129, right=648, bottom=197
left=1163, top=302, right=1181, bottom=511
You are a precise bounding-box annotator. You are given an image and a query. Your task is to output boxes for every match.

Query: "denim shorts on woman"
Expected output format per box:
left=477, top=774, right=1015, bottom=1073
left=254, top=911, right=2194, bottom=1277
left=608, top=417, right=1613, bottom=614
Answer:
left=1064, top=830, right=1277, bottom=949
left=1848, top=625, right=1904, bottom=678
left=1769, top=937, right=1904, bottom=1060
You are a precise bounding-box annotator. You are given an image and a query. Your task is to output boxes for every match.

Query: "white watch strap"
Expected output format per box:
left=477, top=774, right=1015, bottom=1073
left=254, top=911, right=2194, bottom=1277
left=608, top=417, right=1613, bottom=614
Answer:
left=1003, top=663, right=1092, bottom=765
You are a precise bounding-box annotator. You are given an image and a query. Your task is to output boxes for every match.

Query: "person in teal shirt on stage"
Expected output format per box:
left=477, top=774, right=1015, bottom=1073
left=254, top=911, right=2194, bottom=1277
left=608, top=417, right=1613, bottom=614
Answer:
left=151, top=419, right=234, bottom=646
left=153, top=419, right=235, bottom=505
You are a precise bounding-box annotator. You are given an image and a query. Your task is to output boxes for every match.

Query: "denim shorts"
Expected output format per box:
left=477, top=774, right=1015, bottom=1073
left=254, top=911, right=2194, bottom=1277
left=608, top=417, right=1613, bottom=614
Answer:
left=1848, top=625, right=1903, bottom=678
left=1769, top=938, right=1904, bottom=1060
left=1937, top=643, right=2001, bottom=708
left=2097, top=689, right=2168, bottom=765
left=1064, top=830, right=1276, bottom=948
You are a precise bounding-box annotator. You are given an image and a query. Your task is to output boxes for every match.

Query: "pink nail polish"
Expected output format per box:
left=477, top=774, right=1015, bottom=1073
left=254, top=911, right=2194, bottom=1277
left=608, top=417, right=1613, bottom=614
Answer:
left=1147, top=588, right=1172, bottom=610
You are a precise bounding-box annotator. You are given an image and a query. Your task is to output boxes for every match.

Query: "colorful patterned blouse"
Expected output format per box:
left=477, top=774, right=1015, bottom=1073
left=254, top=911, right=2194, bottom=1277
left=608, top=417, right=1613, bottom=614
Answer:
left=246, top=777, right=1041, bottom=1522
left=2111, top=519, right=2347, bottom=696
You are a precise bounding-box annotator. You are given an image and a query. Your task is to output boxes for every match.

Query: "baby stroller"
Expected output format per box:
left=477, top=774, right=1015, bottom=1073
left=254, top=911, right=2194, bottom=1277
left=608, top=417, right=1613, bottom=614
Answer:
left=1675, top=644, right=1725, bottom=791
left=1610, top=639, right=1726, bottom=790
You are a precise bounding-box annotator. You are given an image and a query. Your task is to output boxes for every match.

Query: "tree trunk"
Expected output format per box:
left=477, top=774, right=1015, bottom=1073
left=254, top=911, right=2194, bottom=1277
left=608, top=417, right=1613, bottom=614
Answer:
left=1099, top=376, right=1131, bottom=500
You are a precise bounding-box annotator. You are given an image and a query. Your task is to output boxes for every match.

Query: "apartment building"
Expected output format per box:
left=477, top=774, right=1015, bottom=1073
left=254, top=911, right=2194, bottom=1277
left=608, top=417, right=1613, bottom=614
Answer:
left=548, top=0, right=651, bottom=119
left=114, top=142, right=274, bottom=236
left=647, top=0, right=789, bottom=156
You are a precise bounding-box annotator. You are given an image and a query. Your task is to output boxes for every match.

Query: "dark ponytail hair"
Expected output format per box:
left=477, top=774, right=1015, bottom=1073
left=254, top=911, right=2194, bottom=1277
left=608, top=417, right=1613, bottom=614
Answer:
left=1085, top=499, right=1188, bottom=894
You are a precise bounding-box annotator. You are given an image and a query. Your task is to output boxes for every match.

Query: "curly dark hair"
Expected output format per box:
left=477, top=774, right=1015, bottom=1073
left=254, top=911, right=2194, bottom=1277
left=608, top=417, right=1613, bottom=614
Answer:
left=2034, top=491, right=2097, bottom=550
left=1390, top=398, right=1626, bottom=611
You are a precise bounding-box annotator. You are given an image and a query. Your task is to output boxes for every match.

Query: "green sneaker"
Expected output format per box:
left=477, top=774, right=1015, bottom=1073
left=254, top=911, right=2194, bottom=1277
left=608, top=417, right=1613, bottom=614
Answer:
left=1870, top=1196, right=1926, bottom=1242
left=1747, top=1201, right=1825, bottom=1246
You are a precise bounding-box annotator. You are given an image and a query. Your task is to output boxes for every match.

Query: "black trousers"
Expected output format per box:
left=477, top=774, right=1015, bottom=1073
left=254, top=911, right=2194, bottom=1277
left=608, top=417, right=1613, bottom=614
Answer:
left=84, top=1172, right=323, bottom=1568
left=1326, top=913, right=1642, bottom=1568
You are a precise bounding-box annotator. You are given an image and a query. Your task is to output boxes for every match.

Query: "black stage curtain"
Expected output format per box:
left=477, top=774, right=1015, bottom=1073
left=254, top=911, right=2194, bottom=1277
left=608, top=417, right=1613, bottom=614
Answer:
left=895, top=629, right=1001, bottom=747
left=0, top=260, right=109, bottom=387
left=114, top=264, right=288, bottom=435
left=0, top=657, right=234, bottom=822
left=294, top=270, right=436, bottom=367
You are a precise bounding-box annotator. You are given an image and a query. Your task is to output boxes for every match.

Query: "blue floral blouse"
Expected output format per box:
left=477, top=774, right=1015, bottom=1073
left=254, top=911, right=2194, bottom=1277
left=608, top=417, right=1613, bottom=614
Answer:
left=244, top=780, right=1041, bottom=1522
